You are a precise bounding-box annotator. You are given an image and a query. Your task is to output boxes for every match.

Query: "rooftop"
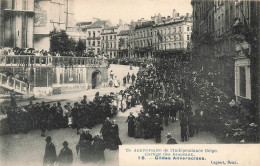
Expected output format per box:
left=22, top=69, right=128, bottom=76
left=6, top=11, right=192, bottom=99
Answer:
left=117, top=30, right=129, bottom=36
left=87, top=20, right=108, bottom=29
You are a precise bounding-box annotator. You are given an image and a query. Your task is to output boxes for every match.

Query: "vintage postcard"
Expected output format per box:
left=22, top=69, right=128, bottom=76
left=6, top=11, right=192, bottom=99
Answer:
left=0, top=0, right=259, bottom=166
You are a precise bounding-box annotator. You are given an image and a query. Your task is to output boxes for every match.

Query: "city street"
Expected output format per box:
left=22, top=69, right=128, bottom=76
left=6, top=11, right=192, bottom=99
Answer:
left=0, top=64, right=220, bottom=166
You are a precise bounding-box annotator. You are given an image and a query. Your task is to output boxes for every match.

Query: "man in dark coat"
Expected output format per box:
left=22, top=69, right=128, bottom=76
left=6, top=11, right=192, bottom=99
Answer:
left=127, top=72, right=130, bottom=84
left=126, top=112, right=135, bottom=137
left=131, top=73, right=136, bottom=85
left=166, top=133, right=177, bottom=144
left=43, top=136, right=57, bottom=166
left=56, top=141, right=73, bottom=166
left=180, top=112, right=188, bottom=142
left=81, top=95, right=88, bottom=105
left=76, top=129, right=93, bottom=163
left=154, top=122, right=164, bottom=143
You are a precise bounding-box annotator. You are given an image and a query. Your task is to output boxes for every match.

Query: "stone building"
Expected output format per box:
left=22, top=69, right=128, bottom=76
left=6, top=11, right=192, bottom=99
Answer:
left=34, top=0, right=75, bottom=50
left=101, top=26, right=118, bottom=58
left=191, top=0, right=260, bottom=108
left=128, top=10, right=192, bottom=59
left=85, top=19, right=111, bottom=55
left=0, top=0, right=35, bottom=48
left=117, top=30, right=130, bottom=59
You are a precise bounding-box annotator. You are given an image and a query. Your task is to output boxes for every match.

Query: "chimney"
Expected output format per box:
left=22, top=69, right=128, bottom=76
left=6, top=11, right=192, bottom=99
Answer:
left=177, top=13, right=180, bottom=17
left=186, top=13, right=189, bottom=17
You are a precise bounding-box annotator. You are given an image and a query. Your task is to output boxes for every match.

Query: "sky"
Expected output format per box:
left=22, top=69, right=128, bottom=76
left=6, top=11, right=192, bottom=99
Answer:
left=73, top=0, right=192, bottom=25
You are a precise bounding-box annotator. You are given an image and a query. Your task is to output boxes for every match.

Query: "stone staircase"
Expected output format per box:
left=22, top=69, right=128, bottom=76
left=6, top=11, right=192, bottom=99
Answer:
left=0, top=73, right=34, bottom=98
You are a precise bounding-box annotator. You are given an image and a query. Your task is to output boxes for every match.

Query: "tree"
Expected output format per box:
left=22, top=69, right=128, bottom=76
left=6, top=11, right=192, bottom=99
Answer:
left=76, top=39, right=86, bottom=54
left=49, top=30, right=76, bottom=55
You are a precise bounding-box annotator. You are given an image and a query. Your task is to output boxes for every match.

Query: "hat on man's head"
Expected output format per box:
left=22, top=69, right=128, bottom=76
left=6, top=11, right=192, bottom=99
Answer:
left=63, top=141, right=68, bottom=146
left=45, top=136, right=51, bottom=142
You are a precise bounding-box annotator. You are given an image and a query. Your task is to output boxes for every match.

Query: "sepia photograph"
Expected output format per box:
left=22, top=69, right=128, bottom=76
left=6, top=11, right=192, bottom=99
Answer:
left=0, top=0, right=259, bottom=166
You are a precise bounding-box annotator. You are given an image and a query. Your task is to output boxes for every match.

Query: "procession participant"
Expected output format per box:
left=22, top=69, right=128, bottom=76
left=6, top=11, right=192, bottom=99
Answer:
left=123, top=76, right=127, bottom=86
left=100, top=117, right=112, bottom=148
left=81, top=95, right=88, bottom=105
left=92, top=134, right=106, bottom=163
left=131, top=73, right=136, bottom=85
left=76, top=128, right=93, bottom=163
left=71, top=102, right=80, bottom=134
left=126, top=112, right=135, bottom=137
left=114, top=76, right=119, bottom=87
left=127, top=94, right=132, bottom=108
left=127, top=72, right=131, bottom=84
left=56, top=101, right=63, bottom=128
left=121, top=95, right=127, bottom=112
left=109, top=120, right=122, bottom=150
left=180, top=111, right=188, bottom=142
left=154, top=122, right=164, bottom=143
left=117, top=93, right=122, bottom=112
left=166, top=133, right=177, bottom=144
left=169, top=99, right=177, bottom=122
left=134, top=113, right=144, bottom=138
left=56, top=141, right=73, bottom=166
left=43, top=136, right=57, bottom=166
left=40, top=102, right=48, bottom=137
left=143, top=113, right=154, bottom=139
left=110, top=70, right=114, bottom=79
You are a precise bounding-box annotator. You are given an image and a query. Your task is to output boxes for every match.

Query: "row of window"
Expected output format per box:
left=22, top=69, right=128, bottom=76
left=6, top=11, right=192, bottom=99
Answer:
left=101, top=35, right=116, bottom=40
left=131, top=26, right=190, bottom=38
left=130, top=35, right=189, bottom=47
left=102, top=43, right=117, bottom=49
left=88, top=31, right=101, bottom=38
left=86, top=35, right=190, bottom=48
left=87, top=41, right=101, bottom=47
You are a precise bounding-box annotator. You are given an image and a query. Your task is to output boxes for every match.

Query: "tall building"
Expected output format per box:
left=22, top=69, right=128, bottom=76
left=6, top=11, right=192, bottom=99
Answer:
left=191, top=0, right=260, bottom=110
left=34, top=0, right=75, bottom=50
left=128, top=10, right=192, bottom=59
left=85, top=19, right=111, bottom=55
left=0, top=0, right=35, bottom=48
left=101, top=26, right=118, bottom=58
left=117, top=30, right=130, bottom=59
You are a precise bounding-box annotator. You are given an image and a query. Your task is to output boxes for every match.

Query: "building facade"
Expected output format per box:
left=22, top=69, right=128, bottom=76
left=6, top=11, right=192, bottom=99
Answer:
left=128, top=11, right=192, bottom=60
left=1, top=0, right=35, bottom=48
left=101, top=26, right=118, bottom=58
left=117, top=30, right=130, bottom=58
left=34, top=0, right=75, bottom=50
left=85, top=20, right=111, bottom=55
left=191, top=0, right=260, bottom=106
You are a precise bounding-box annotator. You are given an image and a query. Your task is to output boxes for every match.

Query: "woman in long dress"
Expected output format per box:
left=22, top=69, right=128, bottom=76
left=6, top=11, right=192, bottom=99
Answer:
left=121, top=96, right=127, bottom=112
left=117, top=94, right=122, bottom=112
left=109, top=120, right=122, bottom=150
left=126, top=112, right=135, bottom=137
left=135, top=113, right=143, bottom=138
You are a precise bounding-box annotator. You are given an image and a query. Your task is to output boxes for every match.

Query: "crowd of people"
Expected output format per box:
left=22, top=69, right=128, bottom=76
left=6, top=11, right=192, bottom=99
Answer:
left=121, top=56, right=257, bottom=143
left=0, top=47, right=105, bottom=58
left=0, top=92, right=118, bottom=136
left=43, top=129, right=108, bottom=166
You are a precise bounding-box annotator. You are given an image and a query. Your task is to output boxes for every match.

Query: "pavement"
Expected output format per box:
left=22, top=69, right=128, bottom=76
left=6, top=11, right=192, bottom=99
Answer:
left=0, top=64, right=220, bottom=166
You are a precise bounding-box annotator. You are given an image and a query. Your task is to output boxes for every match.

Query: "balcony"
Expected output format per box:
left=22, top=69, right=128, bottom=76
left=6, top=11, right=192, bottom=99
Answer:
left=0, top=55, right=108, bottom=68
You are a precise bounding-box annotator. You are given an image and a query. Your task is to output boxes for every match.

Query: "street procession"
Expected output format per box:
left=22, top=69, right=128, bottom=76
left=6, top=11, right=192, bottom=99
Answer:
left=0, top=0, right=259, bottom=166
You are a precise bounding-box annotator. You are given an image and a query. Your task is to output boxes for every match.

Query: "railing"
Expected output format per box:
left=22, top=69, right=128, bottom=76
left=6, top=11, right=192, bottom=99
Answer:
left=0, top=73, right=33, bottom=94
left=0, top=55, right=109, bottom=68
